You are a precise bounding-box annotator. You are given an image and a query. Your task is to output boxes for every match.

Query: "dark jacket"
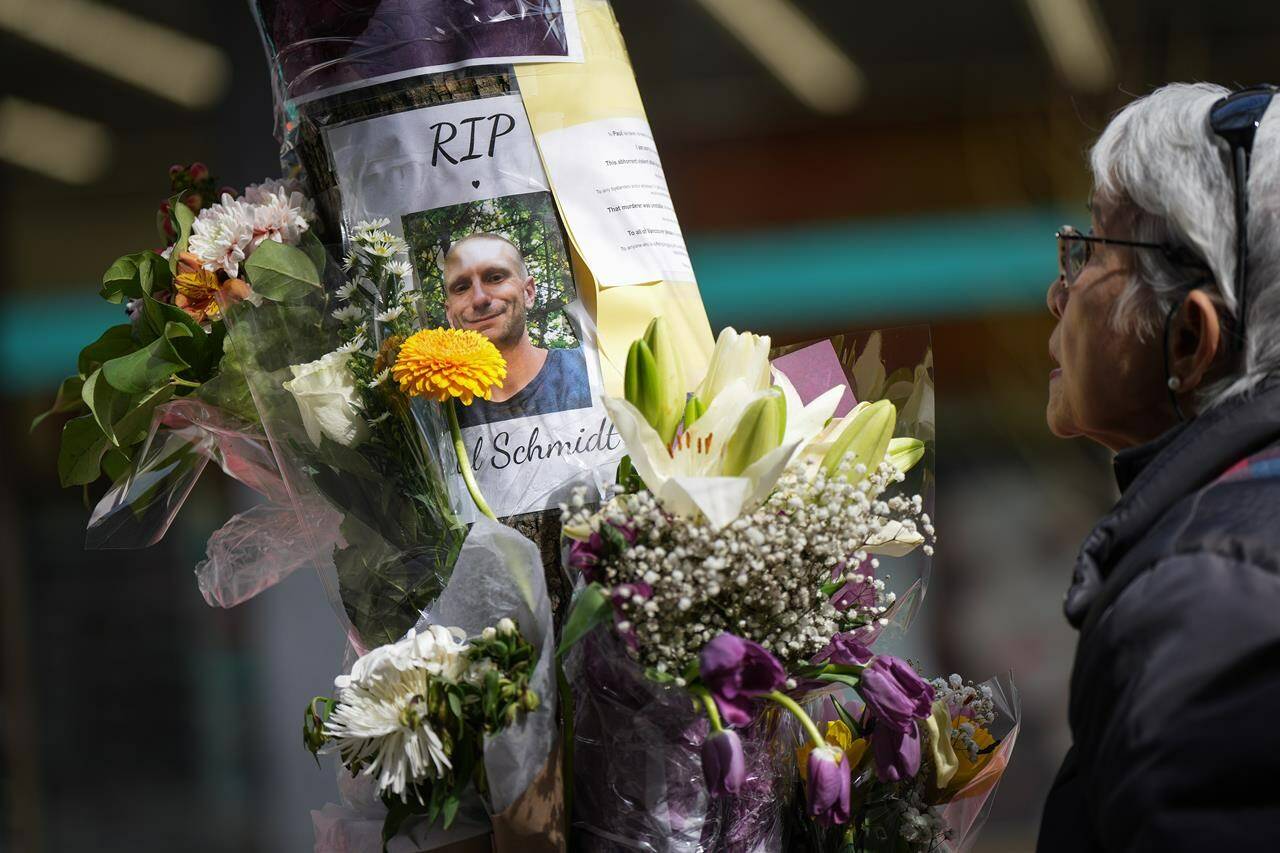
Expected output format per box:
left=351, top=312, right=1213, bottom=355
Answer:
left=1038, top=379, right=1280, bottom=852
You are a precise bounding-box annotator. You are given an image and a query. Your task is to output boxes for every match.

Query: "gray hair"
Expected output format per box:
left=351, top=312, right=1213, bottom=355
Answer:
left=1089, top=82, right=1280, bottom=410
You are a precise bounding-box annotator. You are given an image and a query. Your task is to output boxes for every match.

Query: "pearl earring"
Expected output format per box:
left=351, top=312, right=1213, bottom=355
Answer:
left=1167, top=376, right=1181, bottom=391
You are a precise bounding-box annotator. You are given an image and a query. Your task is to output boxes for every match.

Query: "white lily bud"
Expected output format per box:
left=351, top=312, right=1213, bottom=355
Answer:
left=695, top=327, right=771, bottom=406
left=821, top=399, right=896, bottom=479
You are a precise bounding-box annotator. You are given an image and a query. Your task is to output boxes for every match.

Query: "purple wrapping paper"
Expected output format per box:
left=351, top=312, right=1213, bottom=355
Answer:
left=772, top=341, right=856, bottom=417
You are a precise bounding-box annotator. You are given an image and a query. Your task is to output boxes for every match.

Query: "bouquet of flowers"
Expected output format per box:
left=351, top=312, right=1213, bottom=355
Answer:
left=308, top=515, right=561, bottom=853
left=558, top=321, right=1017, bottom=850
left=306, top=619, right=539, bottom=840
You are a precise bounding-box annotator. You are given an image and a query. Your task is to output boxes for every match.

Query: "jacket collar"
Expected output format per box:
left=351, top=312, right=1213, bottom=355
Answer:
left=1064, top=378, right=1280, bottom=628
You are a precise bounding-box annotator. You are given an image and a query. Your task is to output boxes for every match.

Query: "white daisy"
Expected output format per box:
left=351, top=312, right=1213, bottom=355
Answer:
left=334, top=281, right=358, bottom=301
left=386, top=259, right=412, bottom=280
left=188, top=193, right=254, bottom=277
left=354, top=218, right=390, bottom=237
left=375, top=306, right=404, bottom=323
left=332, top=304, right=363, bottom=323
left=336, top=333, right=368, bottom=354
left=371, top=368, right=392, bottom=386
left=363, top=241, right=398, bottom=259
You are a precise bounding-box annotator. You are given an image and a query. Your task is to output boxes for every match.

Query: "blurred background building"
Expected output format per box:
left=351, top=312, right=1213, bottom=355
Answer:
left=2, top=0, right=1276, bottom=850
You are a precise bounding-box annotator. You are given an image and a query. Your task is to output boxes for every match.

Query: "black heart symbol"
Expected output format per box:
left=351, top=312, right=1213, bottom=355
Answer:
left=471, top=180, right=480, bottom=188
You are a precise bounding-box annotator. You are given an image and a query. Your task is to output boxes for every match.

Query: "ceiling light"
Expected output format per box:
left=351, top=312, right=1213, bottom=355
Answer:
left=0, top=97, right=111, bottom=184
left=1024, top=0, right=1116, bottom=94
left=0, top=0, right=230, bottom=109
left=696, top=0, right=865, bottom=115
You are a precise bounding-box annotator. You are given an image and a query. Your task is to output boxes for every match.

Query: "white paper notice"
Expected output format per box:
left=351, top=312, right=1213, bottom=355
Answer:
left=325, top=94, right=550, bottom=233
left=537, top=117, right=696, bottom=287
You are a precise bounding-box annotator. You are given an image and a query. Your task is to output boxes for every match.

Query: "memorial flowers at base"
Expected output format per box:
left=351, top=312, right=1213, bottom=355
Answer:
left=305, top=618, right=541, bottom=841
left=559, top=320, right=1018, bottom=850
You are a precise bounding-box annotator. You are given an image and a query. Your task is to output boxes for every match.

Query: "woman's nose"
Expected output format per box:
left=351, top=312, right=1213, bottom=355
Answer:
left=1047, top=275, right=1066, bottom=318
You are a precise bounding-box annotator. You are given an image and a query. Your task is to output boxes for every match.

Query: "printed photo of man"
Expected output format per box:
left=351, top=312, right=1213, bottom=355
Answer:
left=442, top=232, right=592, bottom=427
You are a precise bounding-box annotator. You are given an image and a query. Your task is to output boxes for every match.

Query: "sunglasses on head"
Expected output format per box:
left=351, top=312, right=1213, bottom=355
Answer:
left=1209, top=84, right=1277, bottom=349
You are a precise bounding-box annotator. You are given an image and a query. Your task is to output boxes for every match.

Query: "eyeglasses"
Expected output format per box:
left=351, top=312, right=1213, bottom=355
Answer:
left=1055, top=225, right=1205, bottom=289
left=1209, top=84, right=1277, bottom=349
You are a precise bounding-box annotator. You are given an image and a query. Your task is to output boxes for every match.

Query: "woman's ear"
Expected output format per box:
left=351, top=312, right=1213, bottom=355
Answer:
left=1169, top=289, right=1223, bottom=394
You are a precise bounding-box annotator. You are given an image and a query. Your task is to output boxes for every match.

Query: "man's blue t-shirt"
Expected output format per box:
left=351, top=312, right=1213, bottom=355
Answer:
left=457, top=346, right=591, bottom=428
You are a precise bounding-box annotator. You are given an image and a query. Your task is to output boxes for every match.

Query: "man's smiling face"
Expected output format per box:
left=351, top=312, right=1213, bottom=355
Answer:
left=442, top=235, right=535, bottom=350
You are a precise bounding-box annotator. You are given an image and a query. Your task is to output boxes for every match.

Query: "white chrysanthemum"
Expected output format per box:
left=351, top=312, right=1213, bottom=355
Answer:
left=243, top=177, right=317, bottom=221
left=375, top=306, right=405, bottom=323
left=342, top=251, right=360, bottom=272
left=249, top=189, right=310, bottom=248
left=324, top=626, right=471, bottom=801
left=386, top=259, right=412, bottom=279
left=332, top=304, right=363, bottom=323
left=189, top=193, right=255, bottom=277
left=334, top=281, right=358, bottom=301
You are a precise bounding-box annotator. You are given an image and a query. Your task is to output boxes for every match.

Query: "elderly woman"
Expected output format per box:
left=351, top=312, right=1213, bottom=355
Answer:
left=1037, top=82, right=1280, bottom=850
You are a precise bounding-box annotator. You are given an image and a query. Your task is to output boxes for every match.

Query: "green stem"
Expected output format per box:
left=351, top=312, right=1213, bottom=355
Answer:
left=691, top=686, right=725, bottom=732
left=767, top=690, right=826, bottom=749
left=446, top=398, right=496, bottom=520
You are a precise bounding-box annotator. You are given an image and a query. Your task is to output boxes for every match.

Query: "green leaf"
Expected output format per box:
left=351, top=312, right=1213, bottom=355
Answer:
left=139, top=293, right=202, bottom=344
left=557, top=582, right=613, bottom=656
left=83, top=369, right=174, bottom=447
left=78, top=324, right=137, bottom=376
left=101, top=448, right=132, bottom=483
left=447, top=691, right=463, bottom=721
left=82, top=369, right=132, bottom=443
left=299, top=229, right=327, bottom=278
left=197, top=332, right=257, bottom=422
left=244, top=240, right=321, bottom=301
left=31, top=375, right=86, bottom=432
left=101, top=324, right=191, bottom=394
left=110, top=385, right=175, bottom=448
left=441, top=794, right=460, bottom=829
left=167, top=196, right=196, bottom=276
left=817, top=672, right=864, bottom=691
left=58, top=415, right=110, bottom=487
left=101, top=251, right=170, bottom=303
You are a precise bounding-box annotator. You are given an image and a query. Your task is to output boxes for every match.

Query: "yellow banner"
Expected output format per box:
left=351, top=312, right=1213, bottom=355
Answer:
left=515, top=0, right=713, bottom=396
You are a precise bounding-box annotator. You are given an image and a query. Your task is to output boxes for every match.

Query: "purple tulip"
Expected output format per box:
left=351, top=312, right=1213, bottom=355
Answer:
left=806, top=745, right=852, bottom=826
left=568, top=533, right=604, bottom=580
left=870, top=719, right=922, bottom=782
left=701, top=729, right=746, bottom=796
left=699, top=634, right=786, bottom=727
left=811, top=632, right=873, bottom=666
left=857, top=655, right=934, bottom=730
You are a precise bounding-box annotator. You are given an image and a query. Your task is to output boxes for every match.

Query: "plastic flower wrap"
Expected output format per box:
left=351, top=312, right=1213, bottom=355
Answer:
left=308, top=516, right=560, bottom=851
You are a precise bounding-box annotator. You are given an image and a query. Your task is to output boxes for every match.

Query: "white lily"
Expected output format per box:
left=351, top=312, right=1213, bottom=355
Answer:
left=692, top=327, right=772, bottom=412
left=772, top=368, right=846, bottom=461
left=864, top=518, right=926, bottom=556
left=605, top=379, right=794, bottom=530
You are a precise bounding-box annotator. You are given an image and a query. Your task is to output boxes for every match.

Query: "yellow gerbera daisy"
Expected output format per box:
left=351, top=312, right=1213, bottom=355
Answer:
left=392, top=328, right=507, bottom=404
